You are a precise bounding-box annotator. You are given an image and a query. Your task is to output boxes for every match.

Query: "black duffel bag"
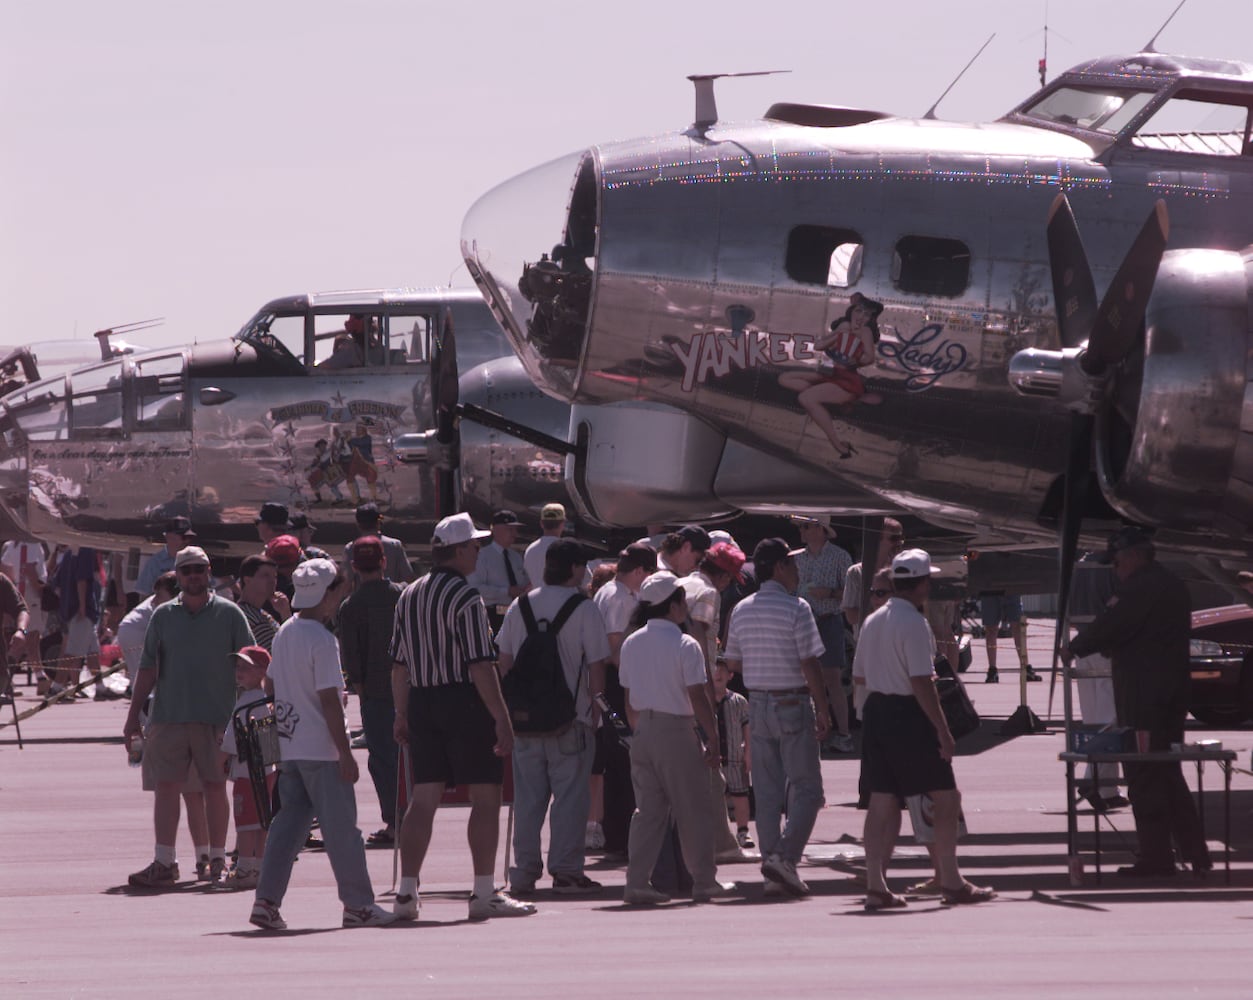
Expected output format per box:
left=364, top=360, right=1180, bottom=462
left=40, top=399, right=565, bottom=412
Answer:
left=934, top=655, right=980, bottom=740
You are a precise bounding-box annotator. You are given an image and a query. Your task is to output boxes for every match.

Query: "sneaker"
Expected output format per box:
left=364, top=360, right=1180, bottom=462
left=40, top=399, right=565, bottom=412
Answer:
left=736, top=828, right=755, bottom=850
left=128, top=860, right=179, bottom=888
left=195, top=855, right=211, bottom=881
left=552, top=873, right=602, bottom=895
left=761, top=855, right=809, bottom=897
left=208, top=857, right=228, bottom=885
left=468, top=891, right=538, bottom=921
left=224, top=868, right=259, bottom=891
left=393, top=893, right=420, bottom=920
left=692, top=879, right=738, bottom=902
left=343, top=902, right=399, bottom=927
left=249, top=899, right=287, bottom=930
left=623, top=885, right=670, bottom=906
left=985, top=667, right=999, bottom=684
left=584, top=822, right=606, bottom=851
left=832, top=733, right=855, bottom=754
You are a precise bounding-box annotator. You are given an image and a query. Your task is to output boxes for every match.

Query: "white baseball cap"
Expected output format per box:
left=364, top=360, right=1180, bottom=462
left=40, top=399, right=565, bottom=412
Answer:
left=891, top=548, right=941, bottom=580
left=290, top=558, right=340, bottom=609
left=638, top=571, right=682, bottom=606
left=432, top=512, right=491, bottom=546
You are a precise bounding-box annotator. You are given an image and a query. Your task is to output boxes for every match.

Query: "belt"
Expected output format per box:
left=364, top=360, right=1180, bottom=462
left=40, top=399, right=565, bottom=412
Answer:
left=749, top=686, right=810, bottom=695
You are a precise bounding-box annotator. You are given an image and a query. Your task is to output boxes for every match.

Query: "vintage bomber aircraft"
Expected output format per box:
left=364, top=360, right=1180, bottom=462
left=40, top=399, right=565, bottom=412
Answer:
left=0, top=289, right=572, bottom=557
left=462, top=50, right=1253, bottom=608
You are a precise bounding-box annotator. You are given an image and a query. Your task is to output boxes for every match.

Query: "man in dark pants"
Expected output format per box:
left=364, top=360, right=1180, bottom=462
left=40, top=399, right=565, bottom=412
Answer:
left=1067, top=527, right=1210, bottom=877
left=337, top=536, right=402, bottom=846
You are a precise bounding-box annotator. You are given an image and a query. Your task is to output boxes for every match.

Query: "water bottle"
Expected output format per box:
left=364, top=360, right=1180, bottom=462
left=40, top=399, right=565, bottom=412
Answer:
left=127, top=732, right=144, bottom=767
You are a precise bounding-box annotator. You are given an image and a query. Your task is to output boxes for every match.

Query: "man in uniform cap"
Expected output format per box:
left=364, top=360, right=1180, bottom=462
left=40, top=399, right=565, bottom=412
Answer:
left=255, top=503, right=293, bottom=547
left=346, top=502, right=414, bottom=586
left=1067, top=527, right=1210, bottom=877
left=468, top=510, right=530, bottom=632
left=137, top=517, right=196, bottom=598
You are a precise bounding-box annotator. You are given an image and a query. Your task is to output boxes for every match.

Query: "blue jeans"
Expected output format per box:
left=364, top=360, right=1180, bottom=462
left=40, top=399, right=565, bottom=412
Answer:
left=360, top=696, right=398, bottom=828
left=255, top=759, right=376, bottom=909
left=749, top=691, right=824, bottom=864
left=510, top=722, right=595, bottom=886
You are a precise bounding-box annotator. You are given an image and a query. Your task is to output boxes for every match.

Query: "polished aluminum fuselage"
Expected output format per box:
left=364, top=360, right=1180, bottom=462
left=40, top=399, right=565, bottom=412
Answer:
left=0, top=290, right=571, bottom=557
left=466, top=54, right=1253, bottom=556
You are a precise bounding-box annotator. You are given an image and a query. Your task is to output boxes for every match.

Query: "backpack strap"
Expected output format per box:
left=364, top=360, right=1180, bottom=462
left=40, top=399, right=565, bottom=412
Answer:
left=550, top=593, right=587, bottom=634
left=519, top=594, right=540, bottom=635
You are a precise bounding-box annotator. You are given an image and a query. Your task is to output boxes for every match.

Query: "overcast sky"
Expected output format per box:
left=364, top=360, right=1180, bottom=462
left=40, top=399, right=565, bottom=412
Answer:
left=3, top=0, right=1247, bottom=358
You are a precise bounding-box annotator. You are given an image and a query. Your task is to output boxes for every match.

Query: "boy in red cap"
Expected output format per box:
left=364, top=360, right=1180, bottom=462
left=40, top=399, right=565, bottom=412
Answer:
left=219, top=646, right=275, bottom=889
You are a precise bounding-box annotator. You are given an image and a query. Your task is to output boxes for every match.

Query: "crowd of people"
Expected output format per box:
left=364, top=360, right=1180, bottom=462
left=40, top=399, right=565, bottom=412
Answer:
left=0, top=499, right=1217, bottom=928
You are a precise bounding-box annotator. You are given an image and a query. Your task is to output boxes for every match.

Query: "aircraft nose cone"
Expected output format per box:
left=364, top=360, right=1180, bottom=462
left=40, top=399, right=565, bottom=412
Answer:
left=461, top=150, right=595, bottom=399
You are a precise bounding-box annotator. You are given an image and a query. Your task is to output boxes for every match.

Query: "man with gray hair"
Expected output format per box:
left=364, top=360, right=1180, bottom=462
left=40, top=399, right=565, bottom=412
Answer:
left=855, top=548, right=995, bottom=910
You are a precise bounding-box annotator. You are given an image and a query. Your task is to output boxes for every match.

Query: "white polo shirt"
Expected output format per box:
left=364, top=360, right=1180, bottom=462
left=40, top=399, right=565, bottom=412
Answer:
left=619, top=619, right=707, bottom=716
left=853, top=596, right=936, bottom=697
left=594, top=578, right=637, bottom=637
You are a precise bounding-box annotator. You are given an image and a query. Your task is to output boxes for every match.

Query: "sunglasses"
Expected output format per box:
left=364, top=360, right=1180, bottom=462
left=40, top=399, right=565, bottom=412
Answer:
left=886, top=536, right=905, bottom=544
left=870, top=588, right=891, bottom=597
left=178, top=565, right=208, bottom=576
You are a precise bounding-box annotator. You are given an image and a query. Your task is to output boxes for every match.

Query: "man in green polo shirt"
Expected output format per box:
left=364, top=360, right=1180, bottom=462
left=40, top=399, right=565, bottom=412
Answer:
left=123, top=546, right=255, bottom=887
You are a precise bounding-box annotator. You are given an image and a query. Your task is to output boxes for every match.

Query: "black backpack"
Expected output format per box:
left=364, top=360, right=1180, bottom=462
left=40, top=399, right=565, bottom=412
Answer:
left=502, top=593, right=586, bottom=734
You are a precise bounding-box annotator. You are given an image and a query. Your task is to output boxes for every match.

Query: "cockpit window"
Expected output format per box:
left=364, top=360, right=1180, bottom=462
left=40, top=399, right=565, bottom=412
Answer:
left=134, top=354, right=187, bottom=431
left=69, top=362, right=125, bottom=436
left=313, top=311, right=424, bottom=369
left=238, top=312, right=305, bottom=366
left=1128, top=90, right=1252, bottom=155
left=1021, top=86, right=1156, bottom=133
left=3, top=377, right=68, bottom=441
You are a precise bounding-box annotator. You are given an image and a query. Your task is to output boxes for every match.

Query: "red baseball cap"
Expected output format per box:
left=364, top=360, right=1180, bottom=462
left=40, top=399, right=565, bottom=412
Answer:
left=264, top=534, right=302, bottom=569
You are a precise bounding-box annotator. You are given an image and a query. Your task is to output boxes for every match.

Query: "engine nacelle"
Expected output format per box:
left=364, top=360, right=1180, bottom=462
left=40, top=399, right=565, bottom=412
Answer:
left=1096, top=246, right=1253, bottom=533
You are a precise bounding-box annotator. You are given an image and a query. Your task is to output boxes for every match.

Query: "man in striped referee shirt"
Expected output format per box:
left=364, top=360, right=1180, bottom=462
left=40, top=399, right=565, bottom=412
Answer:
left=389, top=512, right=537, bottom=923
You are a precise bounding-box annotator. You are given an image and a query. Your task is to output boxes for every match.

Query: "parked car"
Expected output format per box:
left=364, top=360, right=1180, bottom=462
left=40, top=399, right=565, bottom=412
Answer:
left=1189, top=604, right=1253, bottom=726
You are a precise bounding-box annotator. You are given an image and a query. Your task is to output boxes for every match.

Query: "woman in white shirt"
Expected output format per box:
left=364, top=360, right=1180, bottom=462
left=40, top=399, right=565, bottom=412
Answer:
left=618, top=572, right=729, bottom=905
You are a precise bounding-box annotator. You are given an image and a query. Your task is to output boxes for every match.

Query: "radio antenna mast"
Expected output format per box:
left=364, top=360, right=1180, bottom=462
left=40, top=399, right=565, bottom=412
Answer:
left=1039, top=0, right=1049, bottom=87
left=923, top=33, right=996, bottom=121
left=1144, top=0, right=1189, bottom=52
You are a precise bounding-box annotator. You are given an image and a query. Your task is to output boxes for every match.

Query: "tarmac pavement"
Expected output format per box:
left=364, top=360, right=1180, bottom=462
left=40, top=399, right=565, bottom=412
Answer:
left=3, top=622, right=1252, bottom=998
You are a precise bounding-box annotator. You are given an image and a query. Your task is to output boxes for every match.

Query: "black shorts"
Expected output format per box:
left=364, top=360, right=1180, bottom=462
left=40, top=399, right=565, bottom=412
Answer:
left=591, top=725, right=611, bottom=776
left=861, top=693, right=956, bottom=798
left=407, top=683, right=504, bottom=786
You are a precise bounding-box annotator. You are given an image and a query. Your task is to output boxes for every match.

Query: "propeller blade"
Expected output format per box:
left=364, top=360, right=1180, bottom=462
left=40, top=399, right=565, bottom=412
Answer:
left=1047, top=411, right=1092, bottom=719
left=1084, top=200, right=1169, bottom=372
left=1045, top=194, right=1098, bottom=350
left=432, top=308, right=460, bottom=516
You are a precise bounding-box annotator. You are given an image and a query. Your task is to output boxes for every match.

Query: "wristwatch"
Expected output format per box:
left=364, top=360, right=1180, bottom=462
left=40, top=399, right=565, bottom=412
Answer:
left=13, top=628, right=26, bottom=638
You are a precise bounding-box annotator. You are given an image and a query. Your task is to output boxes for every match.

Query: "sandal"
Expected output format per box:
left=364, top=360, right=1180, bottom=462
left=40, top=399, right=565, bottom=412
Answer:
left=863, top=889, right=907, bottom=912
left=366, top=828, right=395, bottom=847
left=906, top=877, right=941, bottom=895
left=940, top=882, right=996, bottom=905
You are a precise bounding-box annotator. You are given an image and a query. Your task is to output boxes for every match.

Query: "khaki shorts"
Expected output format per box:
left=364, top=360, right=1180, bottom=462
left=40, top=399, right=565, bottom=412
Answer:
left=63, top=616, right=101, bottom=657
left=140, top=748, right=206, bottom=793
left=146, top=722, right=226, bottom=786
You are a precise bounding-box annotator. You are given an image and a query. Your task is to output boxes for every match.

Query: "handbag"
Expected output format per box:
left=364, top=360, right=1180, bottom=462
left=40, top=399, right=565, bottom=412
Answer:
left=936, top=673, right=980, bottom=740
left=40, top=584, right=60, bottom=613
